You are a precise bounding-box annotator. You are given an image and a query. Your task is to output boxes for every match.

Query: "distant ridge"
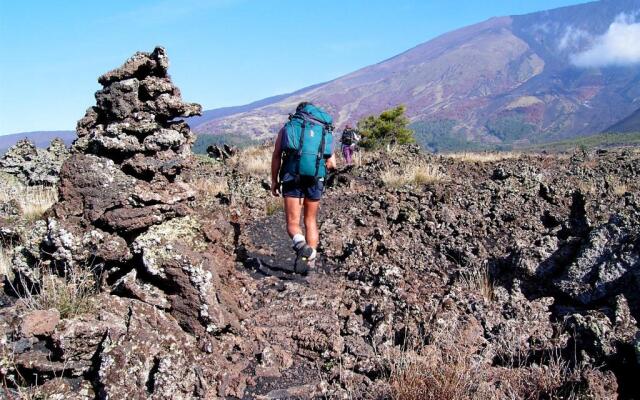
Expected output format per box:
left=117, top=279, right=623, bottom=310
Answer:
left=0, top=130, right=76, bottom=155
left=192, top=0, right=640, bottom=149
left=605, top=108, right=640, bottom=133
left=186, top=81, right=326, bottom=129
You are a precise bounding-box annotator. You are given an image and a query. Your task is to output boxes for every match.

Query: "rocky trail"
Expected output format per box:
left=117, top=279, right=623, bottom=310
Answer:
left=1, top=48, right=639, bottom=399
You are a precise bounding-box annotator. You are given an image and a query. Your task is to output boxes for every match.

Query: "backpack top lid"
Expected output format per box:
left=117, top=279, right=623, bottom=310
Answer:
left=294, top=103, right=333, bottom=128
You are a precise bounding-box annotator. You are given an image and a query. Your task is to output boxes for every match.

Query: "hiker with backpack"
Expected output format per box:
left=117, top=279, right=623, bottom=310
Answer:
left=271, top=102, right=336, bottom=274
left=340, top=124, right=360, bottom=166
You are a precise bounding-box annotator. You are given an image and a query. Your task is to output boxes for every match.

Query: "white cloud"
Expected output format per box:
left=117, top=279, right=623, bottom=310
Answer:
left=570, top=13, right=640, bottom=68
left=558, top=26, right=590, bottom=51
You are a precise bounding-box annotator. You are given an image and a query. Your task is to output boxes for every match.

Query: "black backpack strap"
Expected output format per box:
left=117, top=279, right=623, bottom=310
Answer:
left=296, top=111, right=333, bottom=131
left=315, top=126, right=327, bottom=177
left=295, top=120, right=307, bottom=180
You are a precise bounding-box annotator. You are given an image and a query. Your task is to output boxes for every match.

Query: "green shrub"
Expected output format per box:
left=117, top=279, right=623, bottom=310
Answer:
left=358, top=105, right=414, bottom=149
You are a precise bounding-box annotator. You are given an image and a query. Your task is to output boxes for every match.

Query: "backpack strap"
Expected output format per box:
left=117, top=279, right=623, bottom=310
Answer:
left=296, top=111, right=333, bottom=131
left=315, top=126, right=327, bottom=177
left=295, top=119, right=307, bottom=180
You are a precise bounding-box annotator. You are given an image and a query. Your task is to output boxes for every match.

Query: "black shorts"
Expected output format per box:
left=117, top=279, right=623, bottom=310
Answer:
left=281, top=174, right=324, bottom=200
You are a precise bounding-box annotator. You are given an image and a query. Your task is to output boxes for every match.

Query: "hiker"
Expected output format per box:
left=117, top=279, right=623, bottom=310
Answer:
left=340, top=124, right=360, bottom=166
left=271, top=102, right=336, bottom=274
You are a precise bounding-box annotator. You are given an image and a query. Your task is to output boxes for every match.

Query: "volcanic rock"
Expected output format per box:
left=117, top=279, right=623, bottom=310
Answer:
left=8, top=47, right=255, bottom=397
left=0, top=138, right=69, bottom=185
left=206, top=144, right=237, bottom=161
left=46, top=46, right=200, bottom=268
left=18, top=309, right=60, bottom=337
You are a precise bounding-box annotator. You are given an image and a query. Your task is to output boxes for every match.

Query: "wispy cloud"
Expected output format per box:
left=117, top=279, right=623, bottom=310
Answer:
left=558, top=26, right=590, bottom=51
left=569, top=12, right=640, bottom=68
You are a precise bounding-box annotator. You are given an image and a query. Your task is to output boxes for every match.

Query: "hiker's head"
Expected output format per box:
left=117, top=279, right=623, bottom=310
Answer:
left=296, top=102, right=312, bottom=112
left=345, top=124, right=352, bottom=130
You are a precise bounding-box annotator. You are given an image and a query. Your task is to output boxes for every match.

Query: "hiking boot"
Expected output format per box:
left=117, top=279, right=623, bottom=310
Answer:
left=293, top=242, right=314, bottom=274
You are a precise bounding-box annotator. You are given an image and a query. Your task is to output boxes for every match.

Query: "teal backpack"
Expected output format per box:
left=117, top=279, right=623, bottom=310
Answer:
left=280, top=103, right=334, bottom=180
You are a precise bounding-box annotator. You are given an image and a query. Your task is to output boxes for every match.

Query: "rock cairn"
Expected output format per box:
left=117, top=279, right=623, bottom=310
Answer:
left=0, top=138, right=69, bottom=185
left=32, top=47, right=251, bottom=398
left=46, top=46, right=200, bottom=268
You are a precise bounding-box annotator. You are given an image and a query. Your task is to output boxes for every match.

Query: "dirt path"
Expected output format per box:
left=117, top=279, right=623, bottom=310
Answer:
left=242, top=194, right=340, bottom=280
left=237, top=181, right=354, bottom=398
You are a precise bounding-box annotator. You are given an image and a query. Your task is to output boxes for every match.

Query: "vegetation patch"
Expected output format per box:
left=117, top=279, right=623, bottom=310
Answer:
left=412, top=119, right=484, bottom=152
left=358, top=105, right=415, bottom=149
left=0, top=177, right=58, bottom=221
left=381, top=162, right=446, bottom=188
left=234, top=146, right=272, bottom=178
left=522, top=132, right=640, bottom=152
left=486, top=115, right=537, bottom=142
left=441, top=151, right=522, bottom=163
left=14, top=265, right=98, bottom=319
left=265, top=197, right=283, bottom=216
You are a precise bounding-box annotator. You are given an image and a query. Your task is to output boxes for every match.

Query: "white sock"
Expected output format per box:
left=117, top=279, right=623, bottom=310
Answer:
left=292, top=234, right=305, bottom=246
left=309, top=249, right=317, bottom=260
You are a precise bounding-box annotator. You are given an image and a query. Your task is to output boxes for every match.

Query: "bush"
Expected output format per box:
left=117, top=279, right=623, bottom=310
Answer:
left=358, top=105, right=414, bottom=149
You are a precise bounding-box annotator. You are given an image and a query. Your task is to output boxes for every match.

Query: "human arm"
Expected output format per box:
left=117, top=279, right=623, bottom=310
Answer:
left=271, top=129, right=283, bottom=196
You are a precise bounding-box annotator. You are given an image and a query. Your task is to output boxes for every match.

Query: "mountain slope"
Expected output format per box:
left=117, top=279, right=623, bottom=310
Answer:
left=606, top=107, right=640, bottom=132
left=193, top=0, right=640, bottom=147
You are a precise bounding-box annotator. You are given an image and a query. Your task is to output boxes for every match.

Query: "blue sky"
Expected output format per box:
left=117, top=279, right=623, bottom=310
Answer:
left=0, top=0, right=589, bottom=135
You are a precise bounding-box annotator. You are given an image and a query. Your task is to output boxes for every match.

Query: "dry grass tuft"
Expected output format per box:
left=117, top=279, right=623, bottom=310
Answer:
left=236, top=146, right=272, bottom=177
left=612, top=183, right=628, bottom=196
left=386, top=343, right=591, bottom=400
left=381, top=162, right=446, bottom=188
left=459, top=264, right=495, bottom=302
left=191, top=177, right=228, bottom=197
left=378, top=313, right=596, bottom=400
left=441, top=151, right=521, bottom=163
left=0, top=181, right=58, bottom=220
left=265, top=197, right=283, bottom=216
left=576, top=181, right=596, bottom=196
left=609, top=177, right=633, bottom=197
left=388, top=347, right=481, bottom=400
left=14, top=265, right=97, bottom=319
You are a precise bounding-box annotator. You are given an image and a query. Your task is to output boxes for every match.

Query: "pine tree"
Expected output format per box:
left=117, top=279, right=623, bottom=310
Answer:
left=357, top=105, right=414, bottom=149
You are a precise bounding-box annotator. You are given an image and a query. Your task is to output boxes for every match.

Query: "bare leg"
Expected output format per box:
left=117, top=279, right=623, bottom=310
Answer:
left=303, top=199, right=320, bottom=249
left=284, top=197, right=303, bottom=239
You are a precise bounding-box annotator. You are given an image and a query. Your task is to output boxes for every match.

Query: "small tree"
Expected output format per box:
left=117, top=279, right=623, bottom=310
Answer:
left=358, top=105, right=414, bottom=149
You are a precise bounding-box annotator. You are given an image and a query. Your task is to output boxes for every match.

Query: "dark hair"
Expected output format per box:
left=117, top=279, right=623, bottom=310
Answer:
left=296, top=102, right=312, bottom=112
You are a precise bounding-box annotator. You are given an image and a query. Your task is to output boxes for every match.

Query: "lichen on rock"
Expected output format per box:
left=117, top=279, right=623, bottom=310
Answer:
left=5, top=47, right=253, bottom=398
left=0, top=138, right=69, bottom=185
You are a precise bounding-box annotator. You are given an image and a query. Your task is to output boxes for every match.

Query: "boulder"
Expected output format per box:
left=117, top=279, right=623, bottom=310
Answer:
left=19, top=309, right=60, bottom=337
left=553, top=215, right=640, bottom=307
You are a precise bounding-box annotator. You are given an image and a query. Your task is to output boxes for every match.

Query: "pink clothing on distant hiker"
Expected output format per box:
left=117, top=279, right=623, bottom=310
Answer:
left=342, top=144, right=354, bottom=165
